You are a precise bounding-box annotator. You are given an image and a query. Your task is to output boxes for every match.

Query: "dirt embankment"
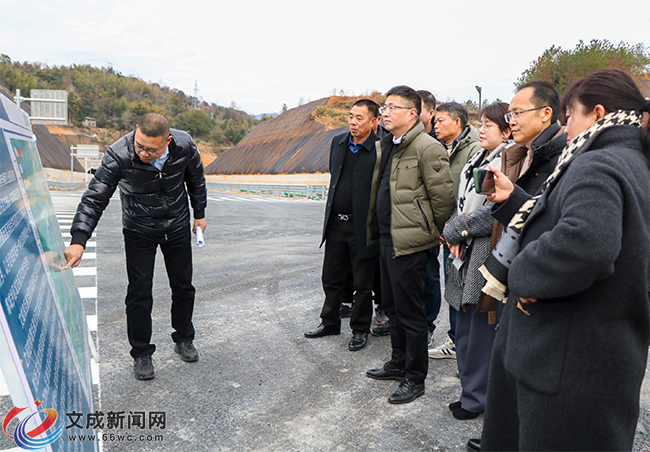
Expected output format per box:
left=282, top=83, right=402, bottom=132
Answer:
left=311, top=93, right=386, bottom=130
left=45, top=125, right=119, bottom=152
left=196, top=141, right=222, bottom=167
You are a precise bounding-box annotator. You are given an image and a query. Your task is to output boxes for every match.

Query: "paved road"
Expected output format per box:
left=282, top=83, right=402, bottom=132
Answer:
left=50, top=189, right=650, bottom=452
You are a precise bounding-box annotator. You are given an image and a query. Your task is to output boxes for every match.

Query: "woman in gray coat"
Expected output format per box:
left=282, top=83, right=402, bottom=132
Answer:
left=442, top=102, right=512, bottom=420
left=480, top=69, right=650, bottom=451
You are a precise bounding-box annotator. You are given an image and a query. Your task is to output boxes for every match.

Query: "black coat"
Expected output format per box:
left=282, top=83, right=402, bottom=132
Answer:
left=516, top=122, right=565, bottom=194
left=485, top=125, right=650, bottom=450
left=70, top=129, right=207, bottom=246
left=320, top=131, right=379, bottom=260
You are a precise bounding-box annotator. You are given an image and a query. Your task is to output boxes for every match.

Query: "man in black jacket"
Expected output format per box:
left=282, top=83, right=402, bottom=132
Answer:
left=507, top=80, right=565, bottom=194
left=466, top=80, right=564, bottom=451
left=64, top=113, right=207, bottom=380
left=304, top=99, right=381, bottom=351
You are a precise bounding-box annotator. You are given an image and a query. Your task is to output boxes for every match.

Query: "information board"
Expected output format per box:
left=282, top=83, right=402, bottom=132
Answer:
left=0, top=95, right=96, bottom=451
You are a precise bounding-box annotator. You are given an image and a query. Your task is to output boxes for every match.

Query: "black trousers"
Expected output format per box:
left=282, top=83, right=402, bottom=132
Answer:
left=123, top=226, right=196, bottom=358
left=320, top=218, right=376, bottom=333
left=379, top=243, right=428, bottom=385
left=423, top=245, right=441, bottom=334
left=342, top=258, right=382, bottom=308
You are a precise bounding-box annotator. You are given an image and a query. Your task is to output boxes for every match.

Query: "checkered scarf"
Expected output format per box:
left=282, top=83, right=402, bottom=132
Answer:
left=479, top=110, right=643, bottom=302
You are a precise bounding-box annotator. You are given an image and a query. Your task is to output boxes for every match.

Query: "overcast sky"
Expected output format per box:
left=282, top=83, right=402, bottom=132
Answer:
left=2, top=0, right=649, bottom=115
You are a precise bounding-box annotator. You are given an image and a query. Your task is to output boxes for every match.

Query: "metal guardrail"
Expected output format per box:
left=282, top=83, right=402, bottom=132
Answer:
left=45, top=180, right=328, bottom=198
left=206, top=182, right=327, bottom=200
left=47, top=181, right=89, bottom=191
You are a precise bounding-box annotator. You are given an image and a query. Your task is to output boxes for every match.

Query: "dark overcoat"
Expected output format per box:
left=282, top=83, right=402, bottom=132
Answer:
left=482, top=125, right=650, bottom=451
left=320, top=131, right=379, bottom=260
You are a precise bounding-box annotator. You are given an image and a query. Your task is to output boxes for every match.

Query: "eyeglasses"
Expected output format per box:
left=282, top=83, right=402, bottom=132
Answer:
left=135, top=140, right=167, bottom=156
left=477, top=123, right=495, bottom=131
left=379, top=105, right=412, bottom=114
left=504, top=106, right=548, bottom=123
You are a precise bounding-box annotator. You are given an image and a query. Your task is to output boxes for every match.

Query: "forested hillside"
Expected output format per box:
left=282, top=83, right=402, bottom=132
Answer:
left=0, top=54, right=266, bottom=151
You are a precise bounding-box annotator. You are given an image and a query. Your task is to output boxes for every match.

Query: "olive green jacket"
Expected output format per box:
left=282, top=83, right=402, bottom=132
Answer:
left=368, top=121, right=455, bottom=257
left=447, top=125, right=482, bottom=199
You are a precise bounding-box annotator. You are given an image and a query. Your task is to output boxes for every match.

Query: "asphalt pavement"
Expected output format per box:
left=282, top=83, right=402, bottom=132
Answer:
left=52, top=189, right=650, bottom=452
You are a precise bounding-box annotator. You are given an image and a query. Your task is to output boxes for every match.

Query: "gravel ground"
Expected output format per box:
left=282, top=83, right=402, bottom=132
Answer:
left=62, top=189, right=650, bottom=452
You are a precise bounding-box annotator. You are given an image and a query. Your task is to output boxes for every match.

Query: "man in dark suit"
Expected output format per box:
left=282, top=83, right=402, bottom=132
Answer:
left=305, top=99, right=381, bottom=351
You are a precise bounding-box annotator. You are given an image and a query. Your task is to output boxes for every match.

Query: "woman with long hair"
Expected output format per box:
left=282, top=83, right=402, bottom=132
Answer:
left=480, top=69, right=650, bottom=450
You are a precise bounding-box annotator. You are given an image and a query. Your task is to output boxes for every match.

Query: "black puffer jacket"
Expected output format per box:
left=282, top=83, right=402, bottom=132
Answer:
left=70, top=129, right=206, bottom=246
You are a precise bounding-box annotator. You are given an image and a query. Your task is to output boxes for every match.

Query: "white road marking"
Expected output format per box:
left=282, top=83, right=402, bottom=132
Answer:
left=73, top=267, right=97, bottom=276
left=78, top=287, right=97, bottom=298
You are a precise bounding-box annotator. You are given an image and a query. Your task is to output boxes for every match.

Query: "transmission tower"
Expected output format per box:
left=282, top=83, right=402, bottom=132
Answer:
left=192, top=81, right=199, bottom=109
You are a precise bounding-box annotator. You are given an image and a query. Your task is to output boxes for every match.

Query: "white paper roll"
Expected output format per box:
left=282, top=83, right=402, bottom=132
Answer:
left=196, top=226, right=204, bottom=247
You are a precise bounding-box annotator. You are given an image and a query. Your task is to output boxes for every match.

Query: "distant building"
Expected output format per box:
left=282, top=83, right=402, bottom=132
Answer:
left=83, top=117, right=97, bottom=127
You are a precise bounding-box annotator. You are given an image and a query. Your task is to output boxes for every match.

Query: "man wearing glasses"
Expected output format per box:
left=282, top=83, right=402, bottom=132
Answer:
left=366, top=85, right=454, bottom=404
left=464, top=81, right=563, bottom=452
left=504, top=80, right=564, bottom=195
left=64, top=112, right=207, bottom=380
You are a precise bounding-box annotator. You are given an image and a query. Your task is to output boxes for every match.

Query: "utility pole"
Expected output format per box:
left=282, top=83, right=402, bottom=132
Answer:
left=475, top=86, right=482, bottom=123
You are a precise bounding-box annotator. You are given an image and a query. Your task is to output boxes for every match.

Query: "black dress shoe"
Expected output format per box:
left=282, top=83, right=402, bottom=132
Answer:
left=467, top=438, right=481, bottom=451
left=388, top=378, right=425, bottom=404
left=366, top=363, right=405, bottom=381
left=452, top=407, right=483, bottom=420
left=448, top=400, right=462, bottom=411
left=348, top=331, right=368, bottom=351
left=304, top=324, right=340, bottom=338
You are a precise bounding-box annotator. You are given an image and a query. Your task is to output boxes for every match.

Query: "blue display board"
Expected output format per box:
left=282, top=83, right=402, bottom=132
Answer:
left=0, top=95, right=97, bottom=451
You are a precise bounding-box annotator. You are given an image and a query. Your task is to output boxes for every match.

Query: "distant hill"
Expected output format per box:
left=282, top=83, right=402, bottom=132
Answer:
left=0, top=54, right=259, bottom=151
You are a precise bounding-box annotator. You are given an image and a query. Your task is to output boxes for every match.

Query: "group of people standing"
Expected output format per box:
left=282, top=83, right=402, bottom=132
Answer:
left=306, top=70, right=650, bottom=451
left=61, top=68, right=650, bottom=451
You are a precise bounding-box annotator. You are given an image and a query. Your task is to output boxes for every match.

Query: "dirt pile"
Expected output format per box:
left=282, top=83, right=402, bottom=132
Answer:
left=44, top=124, right=114, bottom=153
left=205, top=95, right=388, bottom=175
left=311, top=93, right=385, bottom=130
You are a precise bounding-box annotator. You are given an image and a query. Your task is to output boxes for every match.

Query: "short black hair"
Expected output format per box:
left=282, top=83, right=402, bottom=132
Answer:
left=516, top=80, right=560, bottom=124
left=386, top=85, right=421, bottom=115
left=436, top=102, right=469, bottom=129
left=352, top=99, right=380, bottom=118
left=137, top=112, right=170, bottom=138
left=417, top=90, right=436, bottom=112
